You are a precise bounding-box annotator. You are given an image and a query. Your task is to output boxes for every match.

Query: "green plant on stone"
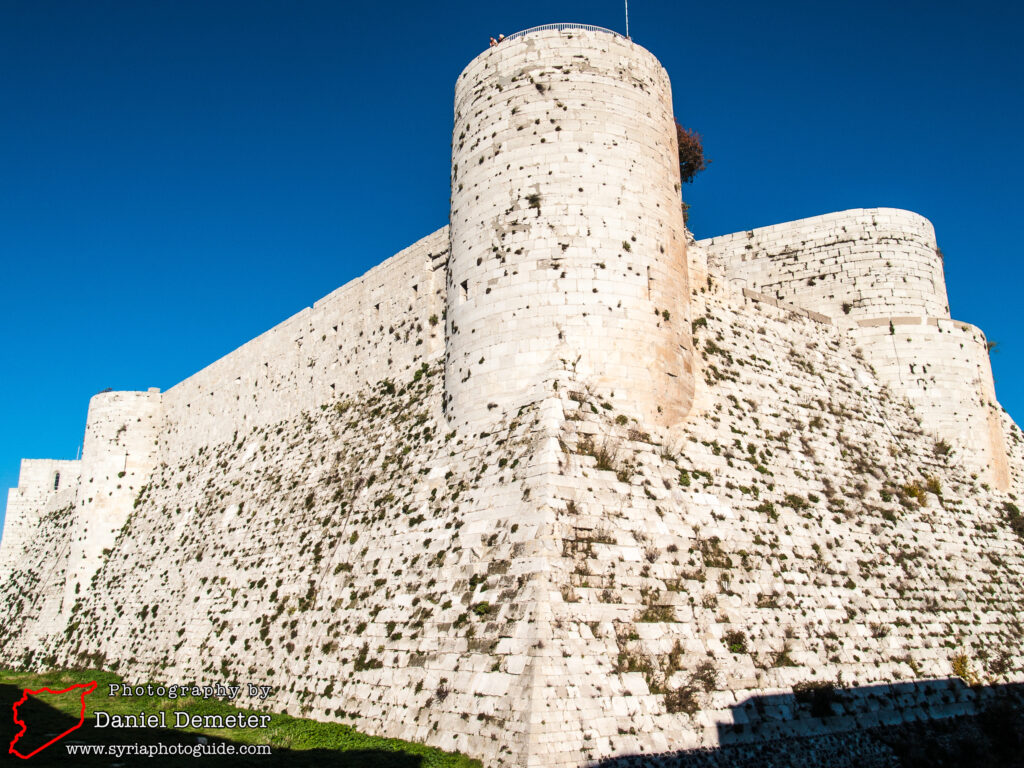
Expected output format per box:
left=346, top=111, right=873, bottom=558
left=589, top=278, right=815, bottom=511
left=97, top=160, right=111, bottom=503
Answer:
left=723, top=630, right=747, bottom=654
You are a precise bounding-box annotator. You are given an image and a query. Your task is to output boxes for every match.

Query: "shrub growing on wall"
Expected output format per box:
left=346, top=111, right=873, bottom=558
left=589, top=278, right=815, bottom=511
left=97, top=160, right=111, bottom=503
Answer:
left=675, top=120, right=708, bottom=224
left=675, top=121, right=708, bottom=185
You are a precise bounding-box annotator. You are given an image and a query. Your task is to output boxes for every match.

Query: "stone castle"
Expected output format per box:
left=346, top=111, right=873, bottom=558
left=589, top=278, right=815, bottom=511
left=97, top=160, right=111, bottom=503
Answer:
left=3, top=25, right=1022, bottom=767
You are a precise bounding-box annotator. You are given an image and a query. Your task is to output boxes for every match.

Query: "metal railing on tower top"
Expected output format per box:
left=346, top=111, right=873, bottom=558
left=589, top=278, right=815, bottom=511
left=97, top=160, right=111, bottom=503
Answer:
left=503, top=24, right=625, bottom=42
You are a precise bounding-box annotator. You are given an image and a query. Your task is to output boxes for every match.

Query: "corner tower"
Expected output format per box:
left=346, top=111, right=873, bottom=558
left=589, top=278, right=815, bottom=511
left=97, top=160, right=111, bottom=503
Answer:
left=701, top=208, right=1010, bottom=489
left=63, top=389, right=162, bottom=610
left=445, top=25, right=693, bottom=429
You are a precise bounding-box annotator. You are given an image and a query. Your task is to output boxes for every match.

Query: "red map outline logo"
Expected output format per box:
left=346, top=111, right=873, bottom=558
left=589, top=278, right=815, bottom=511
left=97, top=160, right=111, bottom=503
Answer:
left=9, top=680, right=98, bottom=759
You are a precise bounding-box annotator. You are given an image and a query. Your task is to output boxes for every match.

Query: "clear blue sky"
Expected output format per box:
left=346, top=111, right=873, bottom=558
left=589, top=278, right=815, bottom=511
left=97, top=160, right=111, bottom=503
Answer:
left=2, top=0, right=1022, bottom=533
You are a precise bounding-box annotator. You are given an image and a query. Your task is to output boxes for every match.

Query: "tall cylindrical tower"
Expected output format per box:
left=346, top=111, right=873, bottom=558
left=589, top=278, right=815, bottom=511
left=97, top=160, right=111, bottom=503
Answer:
left=445, top=26, right=693, bottom=429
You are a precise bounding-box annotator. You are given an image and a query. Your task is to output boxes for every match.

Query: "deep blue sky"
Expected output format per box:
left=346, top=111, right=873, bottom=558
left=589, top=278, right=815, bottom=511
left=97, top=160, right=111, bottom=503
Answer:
left=2, top=0, right=1022, bottom=533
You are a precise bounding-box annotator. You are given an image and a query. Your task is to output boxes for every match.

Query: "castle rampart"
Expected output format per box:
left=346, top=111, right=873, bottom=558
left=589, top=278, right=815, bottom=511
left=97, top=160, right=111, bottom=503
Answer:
left=63, top=389, right=162, bottom=608
left=701, top=208, right=948, bottom=321
left=851, top=318, right=1009, bottom=488
left=445, top=28, right=693, bottom=429
left=158, top=227, right=447, bottom=463
left=0, top=459, right=80, bottom=583
left=0, top=458, right=80, bottom=655
left=701, top=207, right=1007, bottom=487
left=1, top=25, right=1022, bottom=768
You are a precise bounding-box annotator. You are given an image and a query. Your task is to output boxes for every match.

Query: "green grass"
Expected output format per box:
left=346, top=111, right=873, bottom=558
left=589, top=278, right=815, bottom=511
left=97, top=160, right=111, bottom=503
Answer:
left=0, top=667, right=481, bottom=767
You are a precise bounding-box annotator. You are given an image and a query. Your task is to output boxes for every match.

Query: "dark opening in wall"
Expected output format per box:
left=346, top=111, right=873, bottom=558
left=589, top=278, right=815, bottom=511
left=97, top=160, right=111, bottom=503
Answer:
left=53, top=472, right=60, bottom=491
left=460, top=280, right=469, bottom=303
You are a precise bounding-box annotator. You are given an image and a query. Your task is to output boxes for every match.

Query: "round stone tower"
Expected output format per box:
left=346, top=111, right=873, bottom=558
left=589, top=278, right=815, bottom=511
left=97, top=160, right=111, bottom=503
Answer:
left=445, top=25, right=693, bottom=429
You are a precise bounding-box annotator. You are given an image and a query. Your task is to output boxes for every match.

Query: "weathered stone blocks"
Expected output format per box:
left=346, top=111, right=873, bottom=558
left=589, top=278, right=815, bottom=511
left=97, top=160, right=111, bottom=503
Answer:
left=1, top=23, right=1023, bottom=768
left=701, top=208, right=947, bottom=322
left=446, top=29, right=693, bottom=431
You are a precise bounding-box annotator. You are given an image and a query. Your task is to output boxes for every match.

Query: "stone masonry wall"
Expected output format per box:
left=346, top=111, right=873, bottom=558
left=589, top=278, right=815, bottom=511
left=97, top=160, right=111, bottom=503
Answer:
left=26, top=365, right=567, bottom=765
left=0, top=227, right=450, bottom=653
left=851, top=318, right=1010, bottom=489
left=446, top=29, right=692, bottom=431
left=700, top=207, right=1007, bottom=487
left=4, top=272, right=1022, bottom=768
left=1, top=456, right=79, bottom=581
left=63, top=390, right=162, bottom=608
left=0, top=459, right=80, bottom=661
left=506, top=279, right=1024, bottom=764
left=0, top=459, right=80, bottom=589
left=2, top=26, right=1023, bottom=768
left=700, top=208, right=948, bottom=321
left=159, top=227, right=448, bottom=464
left=1, top=195, right=1020, bottom=768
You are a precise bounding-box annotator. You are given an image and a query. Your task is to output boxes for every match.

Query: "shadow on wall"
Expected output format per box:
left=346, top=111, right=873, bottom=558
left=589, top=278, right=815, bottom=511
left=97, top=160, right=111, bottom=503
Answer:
left=0, top=683, right=425, bottom=767
left=593, top=679, right=1024, bottom=768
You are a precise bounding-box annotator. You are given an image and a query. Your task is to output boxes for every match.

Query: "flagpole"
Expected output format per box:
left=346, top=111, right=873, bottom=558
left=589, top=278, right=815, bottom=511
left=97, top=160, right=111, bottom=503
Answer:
left=625, top=0, right=630, bottom=38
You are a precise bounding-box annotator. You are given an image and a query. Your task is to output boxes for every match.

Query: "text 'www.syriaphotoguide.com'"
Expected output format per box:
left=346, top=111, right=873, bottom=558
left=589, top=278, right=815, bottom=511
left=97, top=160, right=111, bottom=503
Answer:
left=65, top=742, right=272, bottom=758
